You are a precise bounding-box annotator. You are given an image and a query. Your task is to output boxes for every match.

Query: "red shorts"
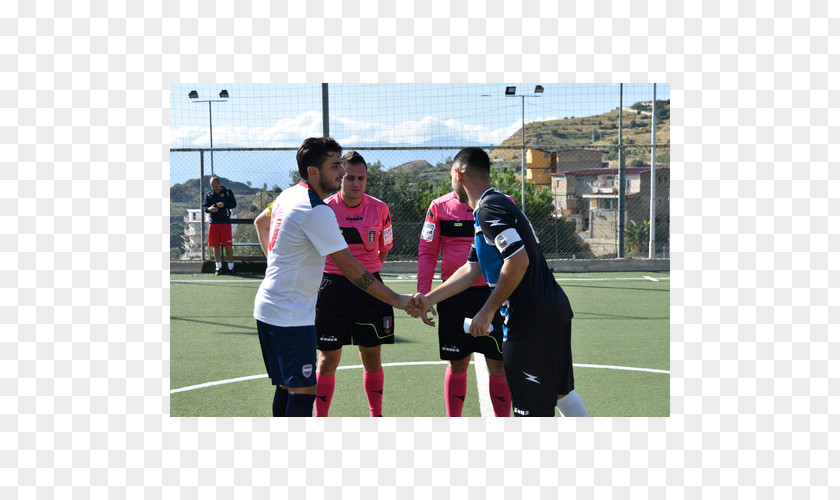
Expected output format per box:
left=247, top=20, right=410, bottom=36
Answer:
left=208, top=223, right=233, bottom=247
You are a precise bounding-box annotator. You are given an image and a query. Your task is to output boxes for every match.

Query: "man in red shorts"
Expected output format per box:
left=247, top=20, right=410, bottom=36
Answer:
left=203, top=177, right=237, bottom=275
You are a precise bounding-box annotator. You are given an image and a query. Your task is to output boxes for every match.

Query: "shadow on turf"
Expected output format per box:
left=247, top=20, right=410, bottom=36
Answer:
left=561, top=283, right=669, bottom=293
left=171, top=315, right=257, bottom=334
left=572, top=311, right=669, bottom=321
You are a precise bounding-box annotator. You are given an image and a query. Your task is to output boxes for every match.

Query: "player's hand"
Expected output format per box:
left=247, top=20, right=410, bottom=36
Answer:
left=469, top=308, right=494, bottom=337
left=395, top=294, right=420, bottom=317
left=208, top=206, right=219, bottom=213
left=412, top=293, right=437, bottom=326
left=216, top=202, right=224, bottom=208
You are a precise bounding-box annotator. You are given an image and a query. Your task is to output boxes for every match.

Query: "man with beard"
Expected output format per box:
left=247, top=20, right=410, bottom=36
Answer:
left=253, top=137, right=417, bottom=417
left=413, top=147, right=588, bottom=417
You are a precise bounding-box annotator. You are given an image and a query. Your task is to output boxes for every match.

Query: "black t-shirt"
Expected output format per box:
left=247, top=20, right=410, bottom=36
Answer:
left=467, top=189, right=573, bottom=339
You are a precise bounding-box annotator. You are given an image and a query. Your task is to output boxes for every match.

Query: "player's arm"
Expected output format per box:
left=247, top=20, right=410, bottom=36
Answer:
left=226, top=188, right=237, bottom=209
left=417, top=205, right=441, bottom=294
left=411, top=260, right=481, bottom=326
left=254, top=207, right=271, bottom=257
left=329, top=248, right=414, bottom=312
left=469, top=249, right=529, bottom=337
left=203, top=192, right=214, bottom=212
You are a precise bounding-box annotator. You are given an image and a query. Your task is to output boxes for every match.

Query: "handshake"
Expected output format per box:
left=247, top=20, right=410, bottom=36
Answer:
left=398, top=293, right=495, bottom=337
left=400, top=293, right=436, bottom=326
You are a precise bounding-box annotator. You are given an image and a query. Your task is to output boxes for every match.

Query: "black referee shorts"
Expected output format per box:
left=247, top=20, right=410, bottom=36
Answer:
left=503, top=320, right=575, bottom=417
left=435, top=286, right=504, bottom=361
left=315, top=273, right=395, bottom=350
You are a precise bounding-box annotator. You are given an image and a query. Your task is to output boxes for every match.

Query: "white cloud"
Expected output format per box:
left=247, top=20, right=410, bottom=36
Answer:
left=171, top=112, right=560, bottom=148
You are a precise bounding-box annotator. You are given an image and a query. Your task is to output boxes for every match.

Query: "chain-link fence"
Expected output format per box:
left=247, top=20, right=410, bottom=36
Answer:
left=169, top=84, right=669, bottom=262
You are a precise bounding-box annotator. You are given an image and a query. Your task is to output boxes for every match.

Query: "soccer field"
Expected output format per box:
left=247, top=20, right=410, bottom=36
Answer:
left=169, top=271, right=670, bottom=417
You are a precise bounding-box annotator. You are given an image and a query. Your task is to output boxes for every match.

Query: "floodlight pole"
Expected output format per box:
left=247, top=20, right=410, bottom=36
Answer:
left=505, top=86, right=542, bottom=212
left=189, top=91, right=229, bottom=177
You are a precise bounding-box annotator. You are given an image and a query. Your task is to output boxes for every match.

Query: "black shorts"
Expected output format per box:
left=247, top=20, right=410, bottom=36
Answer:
left=315, top=273, right=395, bottom=350
left=503, top=320, right=575, bottom=417
left=436, top=286, right=504, bottom=361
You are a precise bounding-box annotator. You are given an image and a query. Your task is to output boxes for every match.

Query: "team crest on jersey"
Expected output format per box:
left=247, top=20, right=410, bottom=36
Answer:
left=383, top=316, right=393, bottom=333
left=368, top=230, right=376, bottom=242
left=302, top=364, right=313, bottom=378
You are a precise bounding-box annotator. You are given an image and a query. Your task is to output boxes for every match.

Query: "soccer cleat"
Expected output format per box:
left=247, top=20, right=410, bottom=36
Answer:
left=215, top=268, right=222, bottom=275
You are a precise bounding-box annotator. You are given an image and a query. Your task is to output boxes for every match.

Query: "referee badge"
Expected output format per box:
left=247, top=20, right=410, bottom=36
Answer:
left=383, top=316, right=393, bottom=334
left=368, top=230, right=376, bottom=242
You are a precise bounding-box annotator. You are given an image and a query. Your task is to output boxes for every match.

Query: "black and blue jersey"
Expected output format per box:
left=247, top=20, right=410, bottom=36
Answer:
left=467, top=189, right=573, bottom=340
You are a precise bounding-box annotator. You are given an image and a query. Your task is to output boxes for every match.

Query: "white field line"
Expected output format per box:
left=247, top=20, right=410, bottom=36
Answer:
left=472, top=353, right=493, bottom=417
left=170, top=362, right=670, bottom=394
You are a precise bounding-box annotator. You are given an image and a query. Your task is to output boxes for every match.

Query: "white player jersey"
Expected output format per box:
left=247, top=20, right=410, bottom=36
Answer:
left=254, top=182, right=348, bottom=326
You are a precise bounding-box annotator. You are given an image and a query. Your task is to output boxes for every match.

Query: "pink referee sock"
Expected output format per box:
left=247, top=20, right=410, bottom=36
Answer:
left=488, top=374, right=512, bottom=417
left=444, top=367, right=468, bottom=417
left=314, top=373, right=335, bottom=417
left=363, top=369, right=384, bottom=417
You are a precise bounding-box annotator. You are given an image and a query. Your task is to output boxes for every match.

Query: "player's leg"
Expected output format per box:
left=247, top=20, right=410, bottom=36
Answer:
left=222, top=224, right=234, bottom=272
left=436, top=292, right=473, bottom=417
left=555, top=320, right=587, bottom=417
left=359, top=345, right=384, bottom=417
left=485, top=358, right=511, bottom=417
left=315, top=273, right=356, bottom=416
left=444, top=356, right=470, bottom=417
left=502, top=332, right=558, bottom=417
left=257, top=321, right=317, bottom=416
left=314, top=348, right=342, bottom=417
left=353, top=282, right=393, bottom=417
left=473, top=290, right=510, bottom=417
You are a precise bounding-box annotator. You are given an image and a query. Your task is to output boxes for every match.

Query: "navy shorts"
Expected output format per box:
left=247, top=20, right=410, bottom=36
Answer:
left=435, top=286, right=504, bottom=361
left=256, top=320, right=317, bottom=387
left=503, top=320, right=575, bottom=417
left=315, top=273, right=395, bottom=350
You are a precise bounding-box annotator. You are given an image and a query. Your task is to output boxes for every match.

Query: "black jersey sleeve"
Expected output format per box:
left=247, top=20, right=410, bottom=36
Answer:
left=477, top=201, right=525, bottom=260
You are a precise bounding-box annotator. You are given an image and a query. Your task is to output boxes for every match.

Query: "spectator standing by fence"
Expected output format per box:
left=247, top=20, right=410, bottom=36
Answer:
left=203, top=177, right=237, bottom=275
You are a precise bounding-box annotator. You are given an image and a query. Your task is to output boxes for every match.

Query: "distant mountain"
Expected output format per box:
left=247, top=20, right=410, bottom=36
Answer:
left=169, top=176, right=263, bottom=204
left=489, top=100, right=670, bottom=162
left=388, top=159, right=452, bottom=184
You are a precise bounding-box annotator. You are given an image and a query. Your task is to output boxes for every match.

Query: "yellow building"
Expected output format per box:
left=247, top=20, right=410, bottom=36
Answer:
left=525, top=148, right=604, bottom=187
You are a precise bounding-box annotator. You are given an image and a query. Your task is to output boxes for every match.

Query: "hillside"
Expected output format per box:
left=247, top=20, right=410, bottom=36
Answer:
left=169, top=176, right=262, bottom=204
left=387, top=159, right=450, bottom=183
left=488, top=100, right=670, bottom=162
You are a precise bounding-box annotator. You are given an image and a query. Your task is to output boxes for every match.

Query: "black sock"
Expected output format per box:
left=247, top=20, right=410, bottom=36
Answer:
left=273, top=386, right=289, bottom=417
left=285, top=394, right=316, bottom=417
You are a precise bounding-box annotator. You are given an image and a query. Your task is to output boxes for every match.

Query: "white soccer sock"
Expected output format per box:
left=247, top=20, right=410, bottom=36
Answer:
left=228, top=262, right=234, bottom=270
left=215, top=262, right=222, bottom=270
left=556, top=390, right=588, bottom=417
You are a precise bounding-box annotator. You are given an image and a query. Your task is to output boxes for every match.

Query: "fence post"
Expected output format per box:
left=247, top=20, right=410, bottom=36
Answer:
left=617, top=83, right=626, bottom=258
left=200, top=150, right=205, bottom=262
left=649, top=84, right=657, bottom=258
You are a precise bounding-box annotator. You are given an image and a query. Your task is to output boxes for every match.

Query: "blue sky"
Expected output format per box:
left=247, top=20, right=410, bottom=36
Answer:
left=169, top=83, right=670, bottom=187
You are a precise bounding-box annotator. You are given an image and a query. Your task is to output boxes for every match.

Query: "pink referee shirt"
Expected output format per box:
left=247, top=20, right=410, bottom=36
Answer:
left=417, top=191, right=515, bottom=294
left=323, top=192, right=393, bottom=275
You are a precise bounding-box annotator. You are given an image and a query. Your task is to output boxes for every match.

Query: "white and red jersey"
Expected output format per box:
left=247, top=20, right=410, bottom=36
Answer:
left=323, top=192, right=393, bottom=275
left=254, top=182, right=348, bottom=327
left=416, top=191, right=505, bottom=294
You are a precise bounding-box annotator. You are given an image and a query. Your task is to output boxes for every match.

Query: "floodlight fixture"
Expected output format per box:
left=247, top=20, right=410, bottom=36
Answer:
left=188, top=90, right=198, bottom=99
left=219, top=90, right=229, bottom=98
left=505, top=86, right=516, bottom=95
left=534, top=85, right=544, bottom=93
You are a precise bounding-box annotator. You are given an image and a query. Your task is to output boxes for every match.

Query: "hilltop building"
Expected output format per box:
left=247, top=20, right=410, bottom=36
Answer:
left=550, top=167, right=670, bottom=256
